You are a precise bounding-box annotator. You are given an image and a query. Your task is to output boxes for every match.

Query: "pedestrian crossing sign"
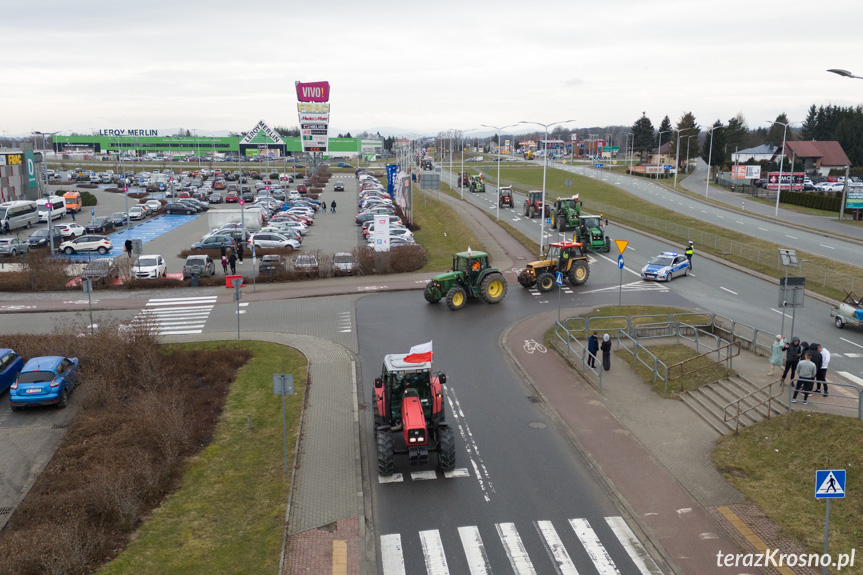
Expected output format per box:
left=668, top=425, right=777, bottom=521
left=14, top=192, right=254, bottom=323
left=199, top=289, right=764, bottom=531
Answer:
left=555, top=271, right=563, bottom=286
left=815, top=469, right=846, bottom=498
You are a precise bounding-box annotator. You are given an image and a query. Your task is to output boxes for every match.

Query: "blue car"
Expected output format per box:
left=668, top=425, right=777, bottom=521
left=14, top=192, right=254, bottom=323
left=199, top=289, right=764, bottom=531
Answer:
left=640, top=251, right=691, bottom=282
left=10, top=356, right=80, bottom=410
left=0, top=348, right=24, bottom=394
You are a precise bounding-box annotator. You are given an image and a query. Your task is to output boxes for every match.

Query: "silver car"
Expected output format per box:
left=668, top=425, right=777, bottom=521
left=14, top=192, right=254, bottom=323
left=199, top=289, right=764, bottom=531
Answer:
left=0, top=237, right=29, bottom=257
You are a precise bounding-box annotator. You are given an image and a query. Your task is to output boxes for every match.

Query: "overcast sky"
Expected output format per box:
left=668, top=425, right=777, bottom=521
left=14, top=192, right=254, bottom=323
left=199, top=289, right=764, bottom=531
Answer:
left=3, top=0, right=862, bottom=139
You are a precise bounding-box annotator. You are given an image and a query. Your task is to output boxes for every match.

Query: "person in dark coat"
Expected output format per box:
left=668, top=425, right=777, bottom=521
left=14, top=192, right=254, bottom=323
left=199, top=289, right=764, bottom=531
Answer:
left=237, top=239, right=244, bottom=264
left=220, top=242, right=227, bottom=258
left=600, top=333, right=612, bottom=372
left=806, top=342, right=822, bottom=390
left=330, top=200, right=337, bottom=213
left=780, top=335, right=802, bottom=384
left=228, top=252, right=237, bottom=275
left=587, top=331, right=599, bottom=369
left=124, top=238, right=133, bottom=259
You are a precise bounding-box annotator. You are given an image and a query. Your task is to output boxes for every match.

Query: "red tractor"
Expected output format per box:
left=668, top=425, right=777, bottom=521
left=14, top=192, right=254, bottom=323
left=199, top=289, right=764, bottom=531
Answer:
left=373, top=354, right=455, bottom=475
left=457, top=172, right=470, bottom=187
left=498, top=186, right=514, bottom=208
left=523, top=190, right=551, bottom=218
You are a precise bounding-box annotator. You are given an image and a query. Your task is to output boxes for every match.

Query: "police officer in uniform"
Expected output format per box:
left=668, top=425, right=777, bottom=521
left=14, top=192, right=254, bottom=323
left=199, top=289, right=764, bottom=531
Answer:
left=685, top=241, right=694, bottom=270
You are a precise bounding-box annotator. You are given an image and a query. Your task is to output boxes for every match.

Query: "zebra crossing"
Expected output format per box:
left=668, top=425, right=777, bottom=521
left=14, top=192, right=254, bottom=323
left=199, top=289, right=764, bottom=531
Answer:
left=380, top=515, right=662, bottom=575
left=132, top=295, right=217, bottom=335
left=378, top=467, right=471, bottom=483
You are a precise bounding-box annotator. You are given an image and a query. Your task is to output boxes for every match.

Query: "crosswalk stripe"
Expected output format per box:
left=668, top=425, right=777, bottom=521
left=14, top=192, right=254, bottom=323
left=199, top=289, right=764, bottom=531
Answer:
left=380, top=534, right=406, bottom=575
left=142, top=305, right=215, bottom=313
left=410, top=470, right=438, bottom=481
left=419, top=530, right=450, bottom=575
left=146, top=296, right=217, bottom=304
left=604, top=517, right=662, bottom=574
left=569, top=518, right=620, bottom=574
left=443, top=468, right=470, bottom=478
left=158, top=329, right=203, bottom=335
left=457, top=526, right=492, bottom=575
left=497, top=522, right=538, bottom=575
left=378, top=473, right=404, bottom=483
left=536, top=520, right=579, bottom=574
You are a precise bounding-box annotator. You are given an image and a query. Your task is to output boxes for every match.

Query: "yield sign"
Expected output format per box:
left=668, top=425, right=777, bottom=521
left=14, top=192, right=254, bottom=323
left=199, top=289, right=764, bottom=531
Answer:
left=615, top=240, right=629, bottom=254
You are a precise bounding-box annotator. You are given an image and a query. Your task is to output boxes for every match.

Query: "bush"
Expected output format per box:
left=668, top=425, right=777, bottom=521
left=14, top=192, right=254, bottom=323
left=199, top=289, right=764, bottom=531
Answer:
left=354, top=244, right=426, bottom=274
left=0, top=250, right=75, bottom=292
left=269, top=172, right=278, bottom=179
left=0, top=327, right=253, bottom=574
left=80, top=191, right=97, bottom=206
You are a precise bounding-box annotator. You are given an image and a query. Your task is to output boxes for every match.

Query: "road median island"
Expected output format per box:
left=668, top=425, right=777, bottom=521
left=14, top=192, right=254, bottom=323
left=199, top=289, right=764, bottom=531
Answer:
left=0, top=330, right=306, bottom=575
left=482, top=165, right=863, bottom=302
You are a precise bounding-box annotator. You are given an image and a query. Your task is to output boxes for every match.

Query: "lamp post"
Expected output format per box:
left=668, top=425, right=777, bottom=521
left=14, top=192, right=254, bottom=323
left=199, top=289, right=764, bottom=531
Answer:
left=827, top=68, right=863, bottom=80
left=765, top=120, right=800, bottom=217
left=32, top=130, right=63, bottom=255
left=672, top=128, right=691, bottom=188
left=519, top=119, right=575, bottom=257
left=482, top=123, right=516, bottom=221
left=656, top=130, right=672, bottom=180
left=682, top=135, right=696, bottom=176
left=705, top=125, right=725, bottom=198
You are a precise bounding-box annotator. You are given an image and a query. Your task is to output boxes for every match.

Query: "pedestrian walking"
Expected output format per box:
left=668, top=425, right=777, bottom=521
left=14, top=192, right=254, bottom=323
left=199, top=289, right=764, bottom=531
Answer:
left=685, top=241, right=694, bottom=270
left=124, top=238, right=133, bottom=259
left=228, top=252, right=237, bottom=275
left=331, top=200, right=337, bottom=213
left=71, top=211, right=76, bottom=222
left=237, top=240, right=244, bottom=264
left=221, top=255, right=228, bottom=274
left=600, top=333, right=612, bottom=372
left=587, top=331, right=599, bottom=369
left=3, top=219, right=9, bottom=234
left=220, top=242, right=227, bottom=258
left=768, top=334, right=785, bottom=376
left=816, top=344, right=830, bottom=397
left=792, top=351, right=817, bottom=404
left=780, top=335, right=802, bottom=385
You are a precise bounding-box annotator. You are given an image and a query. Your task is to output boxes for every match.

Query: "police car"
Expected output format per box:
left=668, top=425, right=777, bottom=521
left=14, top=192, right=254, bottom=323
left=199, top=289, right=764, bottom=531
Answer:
left=641, top=252, right=690, bottom=281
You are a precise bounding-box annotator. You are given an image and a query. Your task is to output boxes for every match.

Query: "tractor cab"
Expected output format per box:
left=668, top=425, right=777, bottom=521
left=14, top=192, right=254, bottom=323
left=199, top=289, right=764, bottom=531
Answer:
left=546, top=241, right=585, bottom=266
left=373, top=353, right=453, bottom=475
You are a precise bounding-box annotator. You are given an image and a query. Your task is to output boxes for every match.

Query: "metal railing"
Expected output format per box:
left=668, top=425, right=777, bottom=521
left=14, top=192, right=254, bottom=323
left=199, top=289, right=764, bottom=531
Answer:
left=785, top=378, right=863, bottom=420
left=668, top=341, right=739, bottom=382
left=613, top=329, right=668, bottom=389
left=723, top=378, right=784, bottom=433
left=553, top=321, right=603, bottom=389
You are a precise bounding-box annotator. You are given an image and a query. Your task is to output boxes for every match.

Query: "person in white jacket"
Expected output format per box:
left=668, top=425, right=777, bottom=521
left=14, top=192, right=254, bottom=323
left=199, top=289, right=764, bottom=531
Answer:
left=816, top=344, right=830, bottom=397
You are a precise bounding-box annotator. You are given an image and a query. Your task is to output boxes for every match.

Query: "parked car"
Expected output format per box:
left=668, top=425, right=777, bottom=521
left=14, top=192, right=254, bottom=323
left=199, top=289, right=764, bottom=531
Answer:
left=0, top=237, right=30, bottom=257
left=249, top=232, right=300, bottom=250
left=191, top=235, right=236, bottom=251
left=128, top=206, right=146, bottom=220
left=9, top=355, right=80, bottom=410
left=258, top=254, right=286, bottom=275
left=165, top=202, right=195, bottom=215
left=225, top=191, right=239, bottom=203
left=82, top=257, right=120, bottom=287
left=131, top=254, right=167, bottom=279
left=85, top=216, right=115, bottom=234
left=145, top=200, right=163, bottom=213
left=28, top=228, right=63, bottom=249
left=60, top=235, right=112, bottom=255
left=55, top=223, right=86, bottom=238
left=208, top=192, right=224, bottom=204
left=333, top=252, right=354, bottom=276
left=0, top=348, right=24, bottom=394
left=109, top=212, right=130, bottom=227
left=183, top=254, right=216, bottom=278
left=293, top=254, right=319, bottom=275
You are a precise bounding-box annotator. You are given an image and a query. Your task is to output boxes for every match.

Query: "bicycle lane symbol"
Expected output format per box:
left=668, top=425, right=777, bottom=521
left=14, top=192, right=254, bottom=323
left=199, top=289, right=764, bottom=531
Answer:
left=523, top=339, right=547, bottom=354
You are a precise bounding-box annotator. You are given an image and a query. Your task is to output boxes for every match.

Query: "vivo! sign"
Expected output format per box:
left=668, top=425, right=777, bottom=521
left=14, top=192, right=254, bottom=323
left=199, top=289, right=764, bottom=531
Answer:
left=295, top=81, right=330, bottom=102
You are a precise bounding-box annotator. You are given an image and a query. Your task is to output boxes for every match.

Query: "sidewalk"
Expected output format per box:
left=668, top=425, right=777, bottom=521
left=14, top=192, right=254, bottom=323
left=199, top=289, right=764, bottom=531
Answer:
left=505, top=312, right=824, bottom=574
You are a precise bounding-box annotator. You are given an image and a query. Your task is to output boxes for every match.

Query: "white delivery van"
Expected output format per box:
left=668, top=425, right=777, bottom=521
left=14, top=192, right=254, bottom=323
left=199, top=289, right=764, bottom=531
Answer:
left=36, top=196, right=67, bottom=222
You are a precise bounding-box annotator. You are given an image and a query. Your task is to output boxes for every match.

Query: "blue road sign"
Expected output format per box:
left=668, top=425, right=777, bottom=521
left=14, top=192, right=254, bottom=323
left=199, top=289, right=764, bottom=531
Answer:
left=618, top=255, right=624, bottom=269
left=815, top=470, right=846, bottom=499
left=555, top=271, right=563, bottom=286
left=545, top=217, right=551, bottom=224
left=91, top=208, right=95, bottom=216
left=595, top=163, right=604, bottom=168
left=663, top=165, right=673, bottom=170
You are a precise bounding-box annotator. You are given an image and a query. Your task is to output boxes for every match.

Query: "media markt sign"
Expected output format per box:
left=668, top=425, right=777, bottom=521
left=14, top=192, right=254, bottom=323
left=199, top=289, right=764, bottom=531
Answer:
left=296, top=80, right=330, bottom=153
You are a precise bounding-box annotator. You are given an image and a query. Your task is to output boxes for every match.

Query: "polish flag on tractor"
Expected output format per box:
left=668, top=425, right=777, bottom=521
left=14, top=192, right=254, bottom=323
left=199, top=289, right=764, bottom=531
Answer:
left=404, top=341, right=433, bottom=363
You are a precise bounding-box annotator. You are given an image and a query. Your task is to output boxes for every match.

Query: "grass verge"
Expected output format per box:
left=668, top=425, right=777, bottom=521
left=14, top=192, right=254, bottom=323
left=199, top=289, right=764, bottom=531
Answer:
left=713, top=413, right=863, bottom=575
left=98, top=340, right=307, bottom=575
left=486, top=166, right=862, bottom=301
left=413, top=184, right=486, bottom=271
left=616, top=343, right=732, bottom=397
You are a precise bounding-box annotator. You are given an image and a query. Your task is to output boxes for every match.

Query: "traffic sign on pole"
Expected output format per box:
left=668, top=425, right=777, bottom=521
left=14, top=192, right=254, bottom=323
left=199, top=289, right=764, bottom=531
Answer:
left=816, top=470, right=846, bottom=499
left=91, top=207, right=95, bottom=216
left=617, top=255, right=624, bottom=269
left=615, top=240, right=629, bottom=254
left=555, top=271, right=564, bottom=286
left=545, top=217, right=551, bottom=225
left=595, top=163, right=604, bottom=168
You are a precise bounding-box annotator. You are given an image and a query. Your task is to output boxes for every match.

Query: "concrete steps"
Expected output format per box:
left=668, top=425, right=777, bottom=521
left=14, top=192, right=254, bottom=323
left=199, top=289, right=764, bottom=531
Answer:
left=680, top=375, right=788, bottom=435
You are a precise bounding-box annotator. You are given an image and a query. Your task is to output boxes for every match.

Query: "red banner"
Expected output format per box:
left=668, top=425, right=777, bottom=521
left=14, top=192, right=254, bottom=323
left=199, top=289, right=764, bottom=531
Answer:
left=295, top=81, right=330, bottom=102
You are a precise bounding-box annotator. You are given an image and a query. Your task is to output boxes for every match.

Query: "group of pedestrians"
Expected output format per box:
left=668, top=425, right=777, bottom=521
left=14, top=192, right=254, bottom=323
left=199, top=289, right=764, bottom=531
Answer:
left=220, top=241, right=244, bottom=275
left=319, top=200, right=336, bottom=214
left=770, top=335, right=831, bottom=404
left=587, top=332, right=612, bottom=372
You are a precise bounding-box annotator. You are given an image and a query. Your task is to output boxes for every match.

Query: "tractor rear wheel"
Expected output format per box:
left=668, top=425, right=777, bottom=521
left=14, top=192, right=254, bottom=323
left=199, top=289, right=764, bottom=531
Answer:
left=377, top=432, right=394, bottom=476
left=537, top=272, right=555, bottom=292
left=445, top=286, right=468, bottom=310
left=568, top=262, right=589, bottom=286
left=523, top=204, right=529, bottom=217
left=437, top=425, right=456, bottom=472
left=423, top=284, right=441, bottom=303
left=480, top=273, right=507, bottom=304
left=528, top=205, right=536, bottom=218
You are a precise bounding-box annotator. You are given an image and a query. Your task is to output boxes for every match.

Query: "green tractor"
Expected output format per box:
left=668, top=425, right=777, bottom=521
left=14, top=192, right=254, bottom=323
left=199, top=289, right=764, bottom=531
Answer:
left=424, top=251, right=507, bottom=310
left=549, top=195, right=583, bottom=232
left=469, top=175, right=485, bottom=193
left=575, top=214, right=611, bottom=253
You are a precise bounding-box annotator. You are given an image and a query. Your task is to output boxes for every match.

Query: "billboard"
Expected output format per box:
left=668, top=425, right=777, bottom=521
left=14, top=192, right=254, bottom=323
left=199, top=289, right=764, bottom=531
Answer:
left=846, top=191, right=863, bottom=210
left=372, top=214, right=390, bottom=252
left=767, top=172, right=804, bottom=191
left=732, top=165, right=762, bottom=180
left=296, top=82, right=330, bottom=152
left=295, top=81, right=330, bottom=103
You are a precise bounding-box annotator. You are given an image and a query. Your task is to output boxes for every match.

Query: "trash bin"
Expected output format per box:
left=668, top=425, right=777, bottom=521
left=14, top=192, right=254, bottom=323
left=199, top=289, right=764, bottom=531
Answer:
left=190, top=272, right=199, bottom=287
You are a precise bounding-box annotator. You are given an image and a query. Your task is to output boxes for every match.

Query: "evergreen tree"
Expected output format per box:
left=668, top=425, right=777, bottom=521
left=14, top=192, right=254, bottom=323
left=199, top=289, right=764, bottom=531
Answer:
left=722, top=114, right=748, bottom=164
left=658, top=116, right=672, bottom=136
left=668, top=112, right=700, bottom=169
left=701, top=120, right=727, bottom=171
left=765, top=113, right=790, bottom=147
left=630, top=113, right=656, bottom=162
left=800, top=105, right=818, bottom=140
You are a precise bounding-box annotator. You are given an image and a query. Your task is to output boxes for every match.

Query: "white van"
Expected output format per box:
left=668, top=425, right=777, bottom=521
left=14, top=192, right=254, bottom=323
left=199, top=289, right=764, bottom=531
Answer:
left=36, top=196, right=67, bottom=222
left=0, top=200, right=39, bottom=232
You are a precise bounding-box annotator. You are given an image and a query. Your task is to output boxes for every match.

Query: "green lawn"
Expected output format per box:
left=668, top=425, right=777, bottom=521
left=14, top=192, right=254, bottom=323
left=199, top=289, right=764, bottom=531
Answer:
left=413, top=184, right=486, bottom=271
left=713, top=413, right=863, bottom=575
left=486, top=166, right=863, bottom=300
left=98, top=341, right=307, bottom=575
left=616, top=343, right=732, bottom=397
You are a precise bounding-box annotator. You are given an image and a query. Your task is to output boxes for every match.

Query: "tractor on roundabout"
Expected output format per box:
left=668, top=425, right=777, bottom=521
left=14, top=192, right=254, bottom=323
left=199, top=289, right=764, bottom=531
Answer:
left=517, top=241, right=590, bottom=292
left=423, top=250, right=508, bottom=310
left=373, top=353, right=455, bottom=476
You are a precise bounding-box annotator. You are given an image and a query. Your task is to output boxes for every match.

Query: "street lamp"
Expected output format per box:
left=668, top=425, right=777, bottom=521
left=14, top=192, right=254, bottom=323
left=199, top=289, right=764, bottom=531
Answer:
left=482, top=123, right=517, bottom=221
left=656, top=130, right=672, bottom=180
left=32, top=130, right=63, bottom=255
left=827, top=68, right=863, bottom=80
left=705, top=125, right=725, bottom=198
left=672, top=128, right=691, bottom=188
left=682, top=135, right=697, bottom=176
left=519, top=119, right=575, bottom=256
left=765, top=119, right=800, bottom=217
